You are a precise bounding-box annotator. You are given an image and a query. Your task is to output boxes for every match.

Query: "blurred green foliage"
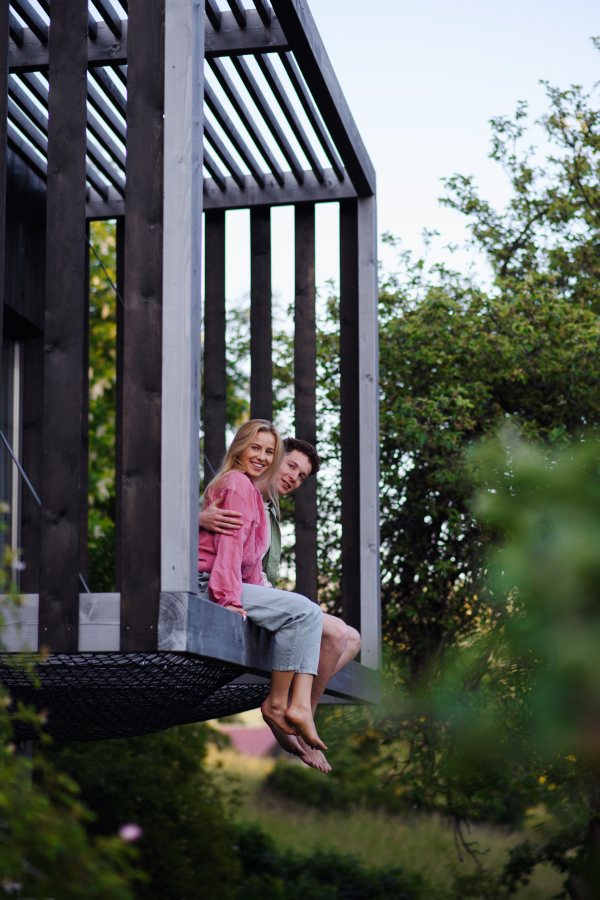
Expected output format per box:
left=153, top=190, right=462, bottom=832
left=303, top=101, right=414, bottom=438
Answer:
left=87, top=221, right=118, bottom=592
left=0, top=505, right=138, bottom=899
left=236, top=823, right=426, bottom=900
left=47, top=723, right=242, bottom=900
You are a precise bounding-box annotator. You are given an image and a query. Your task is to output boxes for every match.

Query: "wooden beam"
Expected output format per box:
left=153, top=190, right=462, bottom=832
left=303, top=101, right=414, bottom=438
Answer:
left=203, top=147, right=227, bottom=192
left=206, top=10, right=288, bottom=56
left=9, top=19, right=128, bottom=72
left=280, top=51, right=344, bottom=181
left=93, top=0, right=123, bottom=39
left=203, top=209, right=227, bottom=484
left=11, top=1, right=48, bottom=45
left=204, top=119, right=245, bottom=189
left=339, top=198, right=360, bottom=634
left=89, top=66, right=126, bottom=117
left=158, top=592, right=381, bottom=703
left=270, top=0, right=376, bottom=197
left=253, top=0, right=272, bottom=26
left=250, top=206, right=272, bottom=421
left=357, top=195, right=380, bottom=669
left=204, top=81, right=265, bottom=188
left=120, top=0, right=164, bottom=651
left=232, top=56, right=304, bottom=185
left=208, top=57, right=285, bottom=185
left=203, top=167, right=356, bottom=211
left=226, top=0, right=246, bottom=28
left=205, top=0, right=221, bottom=31
left=160, top=0, right=203, bottom=597
left=0, top=2, right=8, bottom=329
left=38, top=0, right=88, bottom=653
left=21, top=335, right=44, bottom=593
left=9, top=11, right=287, bottom=73
left=294, top=203, right=318, bottom=602
left=256, top=54, right=324, bottom=182
left=83, top=164, right=358, bottom=218
left=85, top=189, right=124, bottom=220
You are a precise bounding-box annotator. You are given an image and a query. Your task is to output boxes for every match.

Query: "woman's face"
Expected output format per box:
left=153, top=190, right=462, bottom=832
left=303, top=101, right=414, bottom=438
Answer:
left=238, top=431, right=276, bottom=480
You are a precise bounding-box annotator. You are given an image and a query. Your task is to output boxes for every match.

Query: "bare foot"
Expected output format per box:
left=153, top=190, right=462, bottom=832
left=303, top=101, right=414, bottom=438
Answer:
left=268, top=721, right=308, bottom=760
left=297, top=736, right=331, bottom=773
left=284, top=703, right=327, bottom=751
left=261, top=698, right=298, bottom=736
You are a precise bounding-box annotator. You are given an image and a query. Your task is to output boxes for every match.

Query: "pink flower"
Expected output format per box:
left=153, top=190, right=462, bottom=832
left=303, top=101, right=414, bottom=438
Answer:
left=118, top=823, right=143, bottom=842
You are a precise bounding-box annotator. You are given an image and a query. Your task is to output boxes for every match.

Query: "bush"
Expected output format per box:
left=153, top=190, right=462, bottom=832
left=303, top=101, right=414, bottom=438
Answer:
left=236, top=824, right=427, bottom=900
left=47, top=723, right=241, bottom=900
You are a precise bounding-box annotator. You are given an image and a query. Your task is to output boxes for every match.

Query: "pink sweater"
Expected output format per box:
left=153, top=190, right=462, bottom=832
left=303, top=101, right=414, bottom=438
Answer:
left=198, top=470, right=268, bottom=611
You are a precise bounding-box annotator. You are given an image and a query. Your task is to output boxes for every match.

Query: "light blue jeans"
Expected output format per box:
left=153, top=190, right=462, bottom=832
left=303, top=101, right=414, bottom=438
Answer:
left=198, top=573, right=323, bottom=676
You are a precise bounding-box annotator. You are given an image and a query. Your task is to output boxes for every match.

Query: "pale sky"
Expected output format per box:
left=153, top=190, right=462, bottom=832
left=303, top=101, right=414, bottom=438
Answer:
left=220, top=0, right=600, bottom=306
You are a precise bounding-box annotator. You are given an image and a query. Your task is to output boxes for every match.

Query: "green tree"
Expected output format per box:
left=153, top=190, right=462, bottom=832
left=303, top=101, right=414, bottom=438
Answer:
left=0, top=509, right=137, bottom=899
left=87, top=220, right=118, bottom=591
left=47, top=724, right=243, bottom=900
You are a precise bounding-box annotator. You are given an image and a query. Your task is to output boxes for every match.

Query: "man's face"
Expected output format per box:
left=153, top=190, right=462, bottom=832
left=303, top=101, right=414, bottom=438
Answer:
left=276, top=450, right=313, bottom=496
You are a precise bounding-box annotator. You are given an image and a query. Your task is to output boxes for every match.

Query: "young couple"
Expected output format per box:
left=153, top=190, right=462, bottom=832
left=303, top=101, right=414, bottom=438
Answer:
left=198, top=419, right=361, bottom=773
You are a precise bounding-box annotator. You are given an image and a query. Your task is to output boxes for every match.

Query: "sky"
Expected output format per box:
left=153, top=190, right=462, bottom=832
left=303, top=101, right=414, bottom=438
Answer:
left=220, top=0, right=600, bottom=308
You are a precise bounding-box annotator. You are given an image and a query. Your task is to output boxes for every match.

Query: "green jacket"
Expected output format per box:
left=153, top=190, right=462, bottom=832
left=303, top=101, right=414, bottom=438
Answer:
left=262, top=501, right=281, bottom=586
left=199, top=495, right=281, bottom=585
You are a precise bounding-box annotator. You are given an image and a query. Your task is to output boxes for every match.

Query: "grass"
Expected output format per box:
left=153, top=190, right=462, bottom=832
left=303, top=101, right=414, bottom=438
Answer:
left=207, top=746, right=565, bottom=899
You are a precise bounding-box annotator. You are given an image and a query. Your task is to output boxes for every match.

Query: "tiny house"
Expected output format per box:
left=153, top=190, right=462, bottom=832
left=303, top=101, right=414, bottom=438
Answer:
left=0, top=0, right=380, bottom=740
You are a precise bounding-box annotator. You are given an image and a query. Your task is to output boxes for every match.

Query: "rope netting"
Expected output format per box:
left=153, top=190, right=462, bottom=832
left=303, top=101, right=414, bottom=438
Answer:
left=0, top=652, right=263, bottom=741
left=195, top=682, right=270, bottom=720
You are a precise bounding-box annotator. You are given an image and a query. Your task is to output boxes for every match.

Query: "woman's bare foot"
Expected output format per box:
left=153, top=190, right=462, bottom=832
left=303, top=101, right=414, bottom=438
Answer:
left=268, top=721, right=308, bottom=759
left=261, top=698, right=298, bottom=736
left=284, top=703, right=327, bottom=751
left=297, top=736, right=332, bottom=773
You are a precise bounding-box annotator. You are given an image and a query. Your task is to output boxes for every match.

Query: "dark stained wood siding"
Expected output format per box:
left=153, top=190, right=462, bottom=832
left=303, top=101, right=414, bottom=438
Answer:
left=250, top=206, right=272, bottom=421
left=203, top=208, right=227, bottom=482
left=3, top=150, right=45, bottom=332
left=38, top=0, right=88, bottom=652
left=120, top=0, right=165, bottom=651
left=294, top=203, right=318, bottom=602
left=339, top=198, right=360, bottom=633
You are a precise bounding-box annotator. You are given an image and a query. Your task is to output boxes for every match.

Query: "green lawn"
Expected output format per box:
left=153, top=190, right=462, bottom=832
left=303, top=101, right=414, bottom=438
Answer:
left=208, top=748, right=564, bottom=899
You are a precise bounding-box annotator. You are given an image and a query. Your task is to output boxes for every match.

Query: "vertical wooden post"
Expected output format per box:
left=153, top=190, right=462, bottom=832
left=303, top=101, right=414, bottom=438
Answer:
left=38, top=0, right=88, bottom=653
left=21, top=335, right=44, bottom=593
left=203, top=209, right=226, bottom=483
left=120, top=0, right=165, bottom=650
left=0, top=0, right=9, bottom=415
left=250, top=206, right=272, bottom=421
left=294, top=203, right=318, bottom=602
left=357, top=196, right=380, bottom=669
left=161, top=0, right=204, bottom=595
left=114, top=217, right=124, bottom=592
left=80, top=221, right=90, bottom=584
left=339, top=198, right=360, bottom=635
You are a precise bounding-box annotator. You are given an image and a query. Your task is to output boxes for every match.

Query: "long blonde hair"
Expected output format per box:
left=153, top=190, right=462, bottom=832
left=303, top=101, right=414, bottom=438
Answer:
left=205, top=419, right=283, bottom=510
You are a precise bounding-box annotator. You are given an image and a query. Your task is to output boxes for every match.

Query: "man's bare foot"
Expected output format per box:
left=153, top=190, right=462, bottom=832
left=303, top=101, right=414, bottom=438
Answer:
left=284, top=703, right=327, bottom=751
left=261, top=698, right=298, bottom=736
left=268, top=720, right=308, bottom=759
left=297, top=736, right=331, bottom=773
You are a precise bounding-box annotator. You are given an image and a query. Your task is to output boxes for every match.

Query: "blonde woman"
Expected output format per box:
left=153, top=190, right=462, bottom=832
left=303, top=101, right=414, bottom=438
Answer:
left=198, top=419, right=326, bottom=751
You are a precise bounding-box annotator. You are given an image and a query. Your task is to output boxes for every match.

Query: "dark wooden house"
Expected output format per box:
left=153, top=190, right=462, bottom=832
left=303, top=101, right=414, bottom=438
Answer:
left=0, top=0, right=380, bottom=740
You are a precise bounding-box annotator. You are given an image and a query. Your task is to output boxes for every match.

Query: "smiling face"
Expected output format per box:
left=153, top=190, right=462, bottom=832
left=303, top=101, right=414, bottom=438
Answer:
left=275, top=450, right=313, bottom=496
left=238, top=430, right=277, bottom=480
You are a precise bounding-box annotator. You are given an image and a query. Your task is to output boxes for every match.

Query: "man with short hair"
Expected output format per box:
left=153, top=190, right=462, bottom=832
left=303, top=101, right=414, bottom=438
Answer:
left=200, top=437, right=361, bottom=772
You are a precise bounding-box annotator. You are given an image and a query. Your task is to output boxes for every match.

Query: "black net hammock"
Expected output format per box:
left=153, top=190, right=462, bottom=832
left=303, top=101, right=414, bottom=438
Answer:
left=0, top=653, right=270, bottom=742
